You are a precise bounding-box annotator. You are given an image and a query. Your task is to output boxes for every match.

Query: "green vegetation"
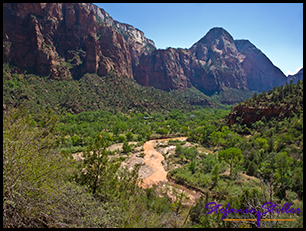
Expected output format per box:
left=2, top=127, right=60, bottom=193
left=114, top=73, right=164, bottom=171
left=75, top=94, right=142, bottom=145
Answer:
left=55, top=106, right=231, bottom=154
left=3, top=62, right=303, bottom=228
left=3, top=107, right=187, bottom=228
left=173, top=81, right=303, bottom=227
left=4, top=62, right=254, bottom=117
left=210, top=86, right=257, bottom=105
left=236, top=79, right=303, bottom=125
left=3, top=63, right=210, bottom=116
left=218, top=147, right=243, bottom=177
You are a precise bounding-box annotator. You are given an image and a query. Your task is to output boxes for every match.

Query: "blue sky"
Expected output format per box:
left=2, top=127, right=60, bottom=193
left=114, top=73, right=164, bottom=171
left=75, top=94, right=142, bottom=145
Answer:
left=93, top=3, right=303, bottom=76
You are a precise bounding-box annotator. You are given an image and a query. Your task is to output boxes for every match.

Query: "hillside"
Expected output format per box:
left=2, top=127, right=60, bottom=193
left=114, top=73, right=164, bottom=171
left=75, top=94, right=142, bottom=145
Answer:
left=229, top=79, right=303, bottom=126
left=287, top=68, right=303, bottom=84
left=4, top=63, right=234, bottom=117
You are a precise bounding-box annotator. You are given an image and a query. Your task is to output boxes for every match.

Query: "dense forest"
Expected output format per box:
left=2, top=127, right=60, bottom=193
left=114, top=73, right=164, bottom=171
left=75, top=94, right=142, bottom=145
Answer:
left=3, top=63, right=303, bottom=228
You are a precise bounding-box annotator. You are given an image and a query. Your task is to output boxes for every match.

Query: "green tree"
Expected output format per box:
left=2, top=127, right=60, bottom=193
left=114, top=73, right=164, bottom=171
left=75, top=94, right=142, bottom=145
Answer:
left=122, top=141, right=132, bottom=154
left=157, top=128, right=169, bottom=135
left=71, top=135, right=80, bottom=146
left=181, top=126, right=189, bottom=136
left=218, top=147, right=243, bottom=177
left=247, top=160, right=257, bottom=176
left=75, top=133, right=116, bottom=195
left=273, top=151, right=293, bottom=198
left=125, top=131, right=133, bottom=141
left=211, top=163, right=220, bottom=186
left=210, top=130, right=226, bottom=146
left=112, top=124, right=120, bottom=137
left=137, top=134, right=143, bottom=142
left=225, top=132, right=241, bottom=148
left=3, top=107, right=71, bottom=227
left=118, top=135, right=125, bottom=143
left=190, top=193, right=228, bottom=228
left=201, top=153, right=218, bottom=173
left=189, top=159, right=197, bottom=174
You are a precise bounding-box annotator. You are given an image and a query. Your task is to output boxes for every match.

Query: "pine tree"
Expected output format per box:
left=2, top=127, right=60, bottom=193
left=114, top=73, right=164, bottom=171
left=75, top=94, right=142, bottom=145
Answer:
left=211, top=163, right=220, bottom=185
left=247, top=160, right=257, bottom=176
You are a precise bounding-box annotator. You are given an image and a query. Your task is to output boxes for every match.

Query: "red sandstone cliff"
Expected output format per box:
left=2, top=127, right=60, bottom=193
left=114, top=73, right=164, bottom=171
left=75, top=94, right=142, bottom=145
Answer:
left=228, top=103, right=296, bottom=126
left=189, top=28, right=248, bottom=95
left=3, top=3, right=133, bottom=80
left=3, top=3, right=291, bottom=96
left=134, top=28, right=249, bottom=94
left=134, top=48, right=192, bottom=91
left=234, top=39, right=287, bottom=92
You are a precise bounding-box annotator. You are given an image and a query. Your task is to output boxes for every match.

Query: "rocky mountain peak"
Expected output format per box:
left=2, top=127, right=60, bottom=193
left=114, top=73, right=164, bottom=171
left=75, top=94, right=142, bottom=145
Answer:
left=198, top=27, right=234, bottom=45
left=190, top=27, right=239, bottom=61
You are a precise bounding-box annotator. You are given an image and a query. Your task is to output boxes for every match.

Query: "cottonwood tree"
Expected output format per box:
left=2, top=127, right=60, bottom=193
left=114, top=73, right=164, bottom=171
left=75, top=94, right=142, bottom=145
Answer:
left=218, top=147, right=244, bottom=177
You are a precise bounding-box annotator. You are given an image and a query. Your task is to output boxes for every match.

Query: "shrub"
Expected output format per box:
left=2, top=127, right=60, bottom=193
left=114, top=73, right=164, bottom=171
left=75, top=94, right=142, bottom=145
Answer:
left=3, top=108, right=71, bottom=227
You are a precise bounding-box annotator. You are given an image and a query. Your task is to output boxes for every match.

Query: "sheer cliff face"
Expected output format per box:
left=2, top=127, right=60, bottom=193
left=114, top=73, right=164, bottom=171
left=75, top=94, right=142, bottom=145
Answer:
left=134, top=27, right=248, bottom=94
left=234, top=39, right=287, bottom=92
left=83, top=3, right=156, bottom=70
left=134, top=48, right=192, bottom=91
left=3, top=3, right=133, bottom=80
left=3, top=3, right=289, bottom=94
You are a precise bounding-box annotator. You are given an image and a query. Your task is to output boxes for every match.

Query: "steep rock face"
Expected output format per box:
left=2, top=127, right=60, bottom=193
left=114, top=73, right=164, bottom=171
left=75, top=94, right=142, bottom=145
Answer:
left=234, top=39, right=287, bottom=92
left=189, top=27, right=248, bottom=95
left=3, top=4, right=291, bottom=96
left=134, top=48, right=192, bottom=90
left=3, top=3, right=69, bottom=79
left=84, top=3, right=156, bottom=69
left=3, top=3, right=133, bottom=79
left=96, top=25, right=133, bottom=78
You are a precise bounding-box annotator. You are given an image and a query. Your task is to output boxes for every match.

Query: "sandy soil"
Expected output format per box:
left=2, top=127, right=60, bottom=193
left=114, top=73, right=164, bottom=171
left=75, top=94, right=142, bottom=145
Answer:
left=72, top=137, right=202, bottom=205
left=138, top=137, right=188, bottom=189
left=139, top=140, right=169, bottom=188
left=136, top=137, right=202, bottom=205
left=72, top=136, right=259, bottom=206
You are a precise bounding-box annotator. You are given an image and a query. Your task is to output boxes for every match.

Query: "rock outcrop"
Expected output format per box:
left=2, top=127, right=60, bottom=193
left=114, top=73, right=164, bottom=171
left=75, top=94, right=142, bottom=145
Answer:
left=134, top=48, right=192, bottom=90
left=228, top=103, right=297, bottom=126
left=83, top=3, right=156, bottom=70
left=134, top=28, right=248, bottom=94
